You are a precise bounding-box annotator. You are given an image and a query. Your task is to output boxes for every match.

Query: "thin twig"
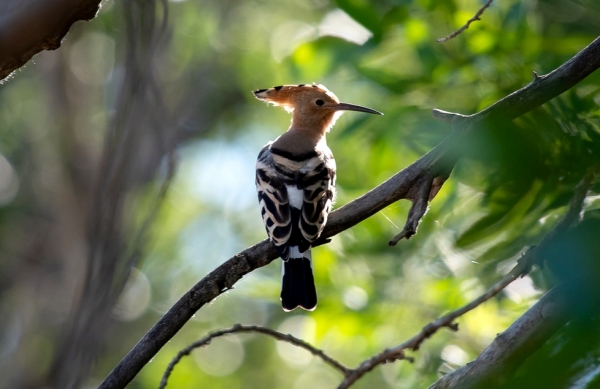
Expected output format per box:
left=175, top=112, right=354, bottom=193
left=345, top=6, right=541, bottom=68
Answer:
left=437, top=0, right=494, bottom=43
left=556, top=166, right=597, bottom=227
left=159, top=324, right=352, bottom=389
left=336, top=258, right=526, bottom=389
left=431, top=109, right=469, bottom=124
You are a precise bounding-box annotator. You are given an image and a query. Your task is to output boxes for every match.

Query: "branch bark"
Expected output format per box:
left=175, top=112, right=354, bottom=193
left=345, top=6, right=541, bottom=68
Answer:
left=99, top=35, right=600, bottom=389
left=428, top=166, right=599, bottom=388
left=429, top=282, right=600, bottom=389
left=0, top=0, right=102, bottom=81
left=159, top=324, right=352, bottom=389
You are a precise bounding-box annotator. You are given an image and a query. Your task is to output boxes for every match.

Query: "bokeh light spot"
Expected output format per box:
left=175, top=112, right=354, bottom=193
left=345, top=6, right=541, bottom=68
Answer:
left=276, top=315, right=316, bottom=366
left=194, top=336, right=245, bottom=376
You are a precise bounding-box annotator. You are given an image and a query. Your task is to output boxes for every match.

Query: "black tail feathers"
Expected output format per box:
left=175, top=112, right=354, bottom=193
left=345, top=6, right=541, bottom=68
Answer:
left=281, top=256, right=317, bottom=311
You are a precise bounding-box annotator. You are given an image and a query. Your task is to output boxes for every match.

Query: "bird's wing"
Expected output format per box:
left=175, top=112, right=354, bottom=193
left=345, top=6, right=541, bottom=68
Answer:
left=297, top=153, right=336, bottom=251
left=256, top=144, right=292, bottom=260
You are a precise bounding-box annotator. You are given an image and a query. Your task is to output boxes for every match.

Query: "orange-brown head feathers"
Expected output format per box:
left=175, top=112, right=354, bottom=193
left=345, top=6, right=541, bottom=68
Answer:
left=253, top=83, right=382, bottom=134
left=253, top=83, right=338, bottom=113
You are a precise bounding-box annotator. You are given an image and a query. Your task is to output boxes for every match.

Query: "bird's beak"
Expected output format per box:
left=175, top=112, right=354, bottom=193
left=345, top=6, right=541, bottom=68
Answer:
left=334, top=102, right=383, bottom=115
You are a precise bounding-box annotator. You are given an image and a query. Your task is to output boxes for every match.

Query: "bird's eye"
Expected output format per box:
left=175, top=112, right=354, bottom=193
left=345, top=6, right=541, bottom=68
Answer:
left=315, top=99, right=324, bottom=106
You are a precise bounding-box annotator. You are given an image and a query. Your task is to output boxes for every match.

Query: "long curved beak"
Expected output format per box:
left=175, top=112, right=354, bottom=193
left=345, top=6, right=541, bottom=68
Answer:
left=335, top=102, right=383, bottom=115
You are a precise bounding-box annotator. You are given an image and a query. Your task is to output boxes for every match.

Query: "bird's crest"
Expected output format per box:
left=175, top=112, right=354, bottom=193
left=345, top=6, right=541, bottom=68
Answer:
left=253, top=83, right=339, bottom=113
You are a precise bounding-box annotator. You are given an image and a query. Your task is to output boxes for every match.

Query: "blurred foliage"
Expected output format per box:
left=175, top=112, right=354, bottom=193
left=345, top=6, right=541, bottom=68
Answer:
left=1, top=0, right=600, bottom=388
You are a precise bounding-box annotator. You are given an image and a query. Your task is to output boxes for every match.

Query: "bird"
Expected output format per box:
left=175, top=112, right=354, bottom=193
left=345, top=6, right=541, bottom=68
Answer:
left=253, top=83, right=382, bottom=311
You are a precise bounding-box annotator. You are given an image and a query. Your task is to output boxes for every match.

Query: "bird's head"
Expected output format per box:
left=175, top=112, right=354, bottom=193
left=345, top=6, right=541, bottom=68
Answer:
left=253, top=83, right=382, bottom=133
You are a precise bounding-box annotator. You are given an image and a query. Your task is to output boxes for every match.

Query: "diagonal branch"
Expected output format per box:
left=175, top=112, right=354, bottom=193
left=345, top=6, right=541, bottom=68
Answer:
left=99, top=35, right=600, bottom=389
left=337, top=263, right=524, bottom=389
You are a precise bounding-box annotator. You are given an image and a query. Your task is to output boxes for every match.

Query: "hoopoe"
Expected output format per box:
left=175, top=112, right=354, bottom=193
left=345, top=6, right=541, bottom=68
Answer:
left=254, top=83, right=382, bottom=311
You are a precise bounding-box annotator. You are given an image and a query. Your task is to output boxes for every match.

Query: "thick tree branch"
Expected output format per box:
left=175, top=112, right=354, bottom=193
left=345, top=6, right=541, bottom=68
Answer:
left=429, top=282, right=600, bottom=389
left=99, top=36, right=600, bottom=389
left=0, top=0, right=102, bottom=81
left=437, top=0, right=494, bottom=42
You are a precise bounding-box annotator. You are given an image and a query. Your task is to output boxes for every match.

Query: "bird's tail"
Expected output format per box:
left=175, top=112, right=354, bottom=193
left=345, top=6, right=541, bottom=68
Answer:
left=281, top=247, right=317, bottom=311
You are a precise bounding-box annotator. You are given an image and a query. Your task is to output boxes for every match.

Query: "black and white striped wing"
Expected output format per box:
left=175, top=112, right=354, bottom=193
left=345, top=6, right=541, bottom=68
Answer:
left=297, top=154, right=336, bottom=252
left=256, top=144, right=293, bottom=260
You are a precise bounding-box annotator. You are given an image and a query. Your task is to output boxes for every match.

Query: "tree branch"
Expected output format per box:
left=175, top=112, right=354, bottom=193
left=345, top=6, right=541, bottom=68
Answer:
left=0, top=0, right=102, bottom=81
left=336, top=263, right=523, bottom=389
left=429, top=281, right=600, bottom=389
left=159, top=324, right=352, bottom=389
left=99, top=35, right=600, bottom=389
left=159, top=166, right=595, bottom=389
left=467, top=38, right=600, bottom=123
left=426, top=166, right=599, bottom=388
left=338, top=166, right=597, bottom=389
left=389, top=173, right=433, bottom=245
left=437, top=0, right=494, bottom=43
